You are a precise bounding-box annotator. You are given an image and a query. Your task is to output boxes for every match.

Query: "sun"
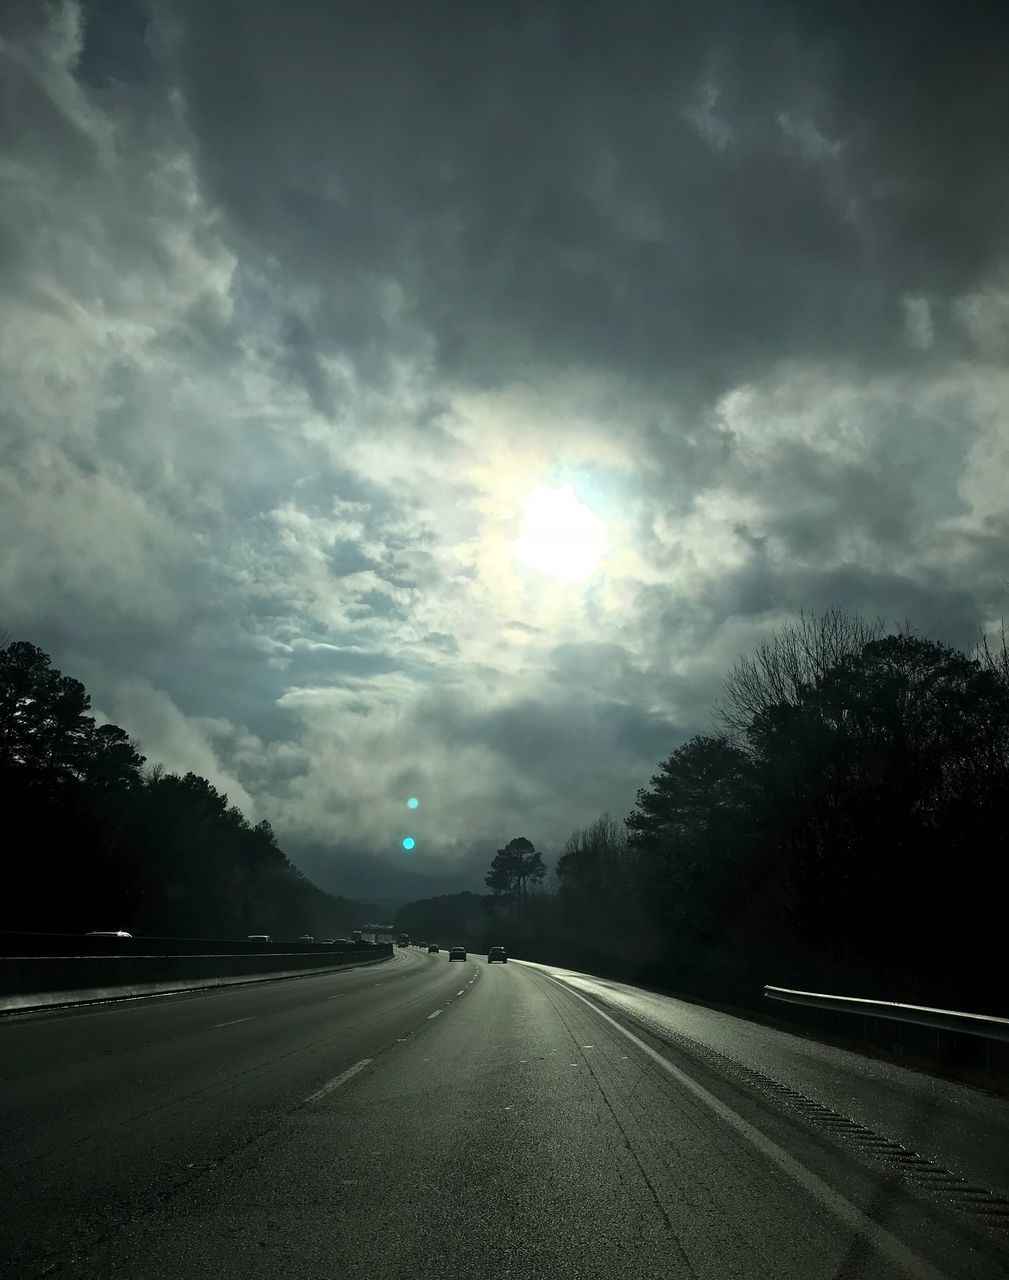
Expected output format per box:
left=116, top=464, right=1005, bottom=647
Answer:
left=511, top=485, right=608, bottom=582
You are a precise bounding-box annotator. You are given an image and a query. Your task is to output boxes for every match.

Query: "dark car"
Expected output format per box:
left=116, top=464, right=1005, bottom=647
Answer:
left=428, top=944, right=440, bottom=953
left=449, top=946, right=466, bottom=961
left=488, top=946, right=507, bottom=964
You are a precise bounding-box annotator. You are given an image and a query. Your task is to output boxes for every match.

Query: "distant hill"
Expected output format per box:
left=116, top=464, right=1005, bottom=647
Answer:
left=393, top=891, right=488, bottom=943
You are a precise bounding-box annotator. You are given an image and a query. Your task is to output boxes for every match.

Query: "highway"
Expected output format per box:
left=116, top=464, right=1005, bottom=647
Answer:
left=2, top=947, right=1008, bottom=1279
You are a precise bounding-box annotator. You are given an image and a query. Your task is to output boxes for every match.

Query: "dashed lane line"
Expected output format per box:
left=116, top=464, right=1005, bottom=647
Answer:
left=303, top=1058, right=373, bottom=1104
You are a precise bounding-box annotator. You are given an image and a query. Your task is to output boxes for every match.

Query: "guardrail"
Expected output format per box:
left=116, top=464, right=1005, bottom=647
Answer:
left=0, top=942, right=393, bottom=1013
left=764, top=984, right=1009, bottom=1044
left=0, top=932, right=378, bottom=957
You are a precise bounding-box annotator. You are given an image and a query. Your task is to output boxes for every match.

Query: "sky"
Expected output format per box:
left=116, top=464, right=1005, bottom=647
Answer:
left=3, top=1, right=1009, bottom=902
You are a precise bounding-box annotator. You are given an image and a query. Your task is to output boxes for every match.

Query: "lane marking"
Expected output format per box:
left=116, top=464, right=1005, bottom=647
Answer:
left=553, top=980, right=952, bottom=1280
left=213, top=1016, right=255, bottom=1028
left=326, top=994, right=345, bottom=1000
left=303, top=1058, right=372, bottom=1104
left=427, top=1009, right=443, bottom=1019
left=457, top=990, right=465, bottom=995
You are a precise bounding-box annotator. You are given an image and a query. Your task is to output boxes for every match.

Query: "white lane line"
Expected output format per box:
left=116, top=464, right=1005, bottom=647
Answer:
left=303, top=1058, right=372, bottom=1104
left=427, top=1009, right=443, bottom=1019
left=327, top=994, right=344, bottom=1000
left=457, top=990, right=465, bottom=995
left=213, top=1016, right=255, bottom=1028
left=553, top=981, right=952, bottom=1280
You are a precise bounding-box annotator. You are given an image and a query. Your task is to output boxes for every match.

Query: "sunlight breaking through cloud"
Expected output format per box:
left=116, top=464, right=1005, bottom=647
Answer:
left=511, top=485, right=609, bottom=583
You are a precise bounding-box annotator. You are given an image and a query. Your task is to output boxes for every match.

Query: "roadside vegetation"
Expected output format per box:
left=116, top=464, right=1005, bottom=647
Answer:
left=398, top=612, right=1009, bottom=1014
left=0, top=640, right=365, bottom=938
left=6, top=610, right=1008, bottom=1013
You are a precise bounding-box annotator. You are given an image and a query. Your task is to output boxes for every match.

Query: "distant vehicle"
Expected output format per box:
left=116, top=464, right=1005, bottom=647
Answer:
left=488, top=946, right=507, bottom=964
left=396, top=933, right=410, bottom=946
left=247, top=935, right=272, bottom=942
left=428, top=944, right=440, bottom=953
left=320, top=938, right=335, bottom=944
left=351, top=930, right=364, bottom=943
left=449, top=946, right=466, bottom=961
left=85, top=931, right=132, bottom=938
left=298, top=935, right=315, bottom=942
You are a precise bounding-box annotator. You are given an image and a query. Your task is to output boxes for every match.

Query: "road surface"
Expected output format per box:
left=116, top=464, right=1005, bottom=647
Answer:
left=2, top=947, right=1008, bottom=1278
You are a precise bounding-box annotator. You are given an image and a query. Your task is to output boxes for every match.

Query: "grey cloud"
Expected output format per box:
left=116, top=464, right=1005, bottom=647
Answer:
left=422, top=632, right=459, bottom=655
left=167, top=1, right=1009, bottom=408
left=3, top=2, right=1009, bottom=901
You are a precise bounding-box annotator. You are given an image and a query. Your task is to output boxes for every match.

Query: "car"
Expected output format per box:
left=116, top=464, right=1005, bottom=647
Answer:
left=298, top=935, right=315, bottom=942
left=320, top=938, right=335, bottom=944
left=247, top=934, right=272, bottom=942
left=448, top=946, right=466, bottom=961
left=85, top=930, right=132, bottom=938
left=488, top=946, right=507, bottom=964
left=428, top=944, right=440, bottom=953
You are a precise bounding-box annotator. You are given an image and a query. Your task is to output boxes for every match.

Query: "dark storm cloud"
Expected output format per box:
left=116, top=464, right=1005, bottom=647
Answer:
left=78, top=0, right=151, bottom=87
left=166, top=0, right=1009, bottom=403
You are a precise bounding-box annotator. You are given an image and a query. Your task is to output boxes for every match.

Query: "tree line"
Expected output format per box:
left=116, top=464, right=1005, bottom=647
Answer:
left=432, top=612, right=1009, bottom=1013
left=0, top=640, right=366, bottom=938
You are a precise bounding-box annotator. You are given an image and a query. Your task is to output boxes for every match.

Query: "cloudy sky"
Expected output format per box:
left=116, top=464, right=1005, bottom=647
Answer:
left=3, top=0, right=1009, bottom=901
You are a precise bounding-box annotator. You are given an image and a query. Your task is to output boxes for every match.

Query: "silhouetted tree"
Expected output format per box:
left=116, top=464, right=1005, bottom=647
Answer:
left=716, top=608, right=884, bottom=736
left=0, top=639, right=366, bottom=938
left=484, top=836, right=544, bottom=915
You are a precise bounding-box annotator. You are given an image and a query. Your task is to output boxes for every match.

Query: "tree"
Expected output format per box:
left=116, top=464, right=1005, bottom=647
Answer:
left=0, top=638, right=367, bottom=938
left=716, top=608, right=884, bottom=737
left=484, top=837, right=545, bottom=915
left=624, top=734, right=769, bottom=990
left=555, top=814, right=643, bottom=965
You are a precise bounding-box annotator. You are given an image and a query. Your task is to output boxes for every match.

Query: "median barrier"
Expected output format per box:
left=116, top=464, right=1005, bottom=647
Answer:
left=0, top=944, right=394, bottom=1013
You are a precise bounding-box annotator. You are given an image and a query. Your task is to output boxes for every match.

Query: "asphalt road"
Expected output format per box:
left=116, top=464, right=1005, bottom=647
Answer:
left=3, top=948, right=1008, bottom=1279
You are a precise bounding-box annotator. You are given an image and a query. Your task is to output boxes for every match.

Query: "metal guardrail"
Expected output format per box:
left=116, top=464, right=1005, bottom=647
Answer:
left=764, top=984, right=1009, bottom=1044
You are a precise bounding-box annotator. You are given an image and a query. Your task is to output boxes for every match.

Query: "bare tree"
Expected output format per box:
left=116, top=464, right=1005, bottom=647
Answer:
left=978, top=619, right=1009, bottom=692
left=715, top=608, right=886, bottom=736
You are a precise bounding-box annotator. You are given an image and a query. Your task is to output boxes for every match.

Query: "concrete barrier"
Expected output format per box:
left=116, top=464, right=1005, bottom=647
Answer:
left=0, top=946, right=393, bottom=1013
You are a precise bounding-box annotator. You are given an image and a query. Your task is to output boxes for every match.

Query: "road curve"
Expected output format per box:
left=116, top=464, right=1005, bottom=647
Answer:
left=2, top=948, right=1007, bottom=1278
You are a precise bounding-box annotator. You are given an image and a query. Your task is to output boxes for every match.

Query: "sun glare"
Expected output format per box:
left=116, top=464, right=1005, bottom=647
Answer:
left=511, top=485, right=608, bottom=582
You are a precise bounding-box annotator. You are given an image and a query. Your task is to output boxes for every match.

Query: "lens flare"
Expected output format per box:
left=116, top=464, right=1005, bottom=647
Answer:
left=407, top=797, right=419, bottom=809
left=402, top=837, right=415, bottom=850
